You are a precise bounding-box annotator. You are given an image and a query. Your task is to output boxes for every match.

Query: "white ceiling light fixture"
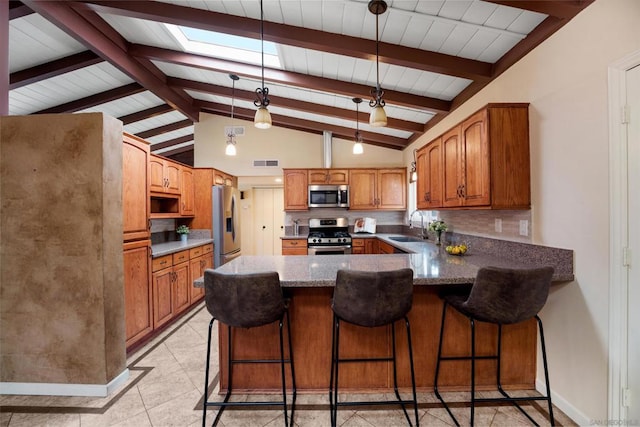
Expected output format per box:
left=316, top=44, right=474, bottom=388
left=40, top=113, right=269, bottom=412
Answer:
left=352, top=97, right=364, bottom=155
left=254, top=0, right=272, bottom=129
left=226, top=74, right=239, bottom=156
left=368, top=0, right=388, bottom=128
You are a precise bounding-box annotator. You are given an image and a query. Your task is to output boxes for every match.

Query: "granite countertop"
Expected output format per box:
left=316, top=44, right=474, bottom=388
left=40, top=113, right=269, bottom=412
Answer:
left=195, top=233, right=573, bottom=288
left=152, top=238, right=214, bottom=257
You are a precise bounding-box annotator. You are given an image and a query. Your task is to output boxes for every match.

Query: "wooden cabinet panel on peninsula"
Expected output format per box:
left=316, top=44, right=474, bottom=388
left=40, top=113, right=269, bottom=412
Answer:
left=419, top=104, right=531, bottom=210
left=283, top=169, right=308, bottom=211
left=150, top=154, right=180, bottom=195
left=123, top=133, right=150, bottom=241
left=189, top=244, right=213, bottom=302
left=308, top=169, right=349, bottom=185
left=349, top=168, right=406, bottom=210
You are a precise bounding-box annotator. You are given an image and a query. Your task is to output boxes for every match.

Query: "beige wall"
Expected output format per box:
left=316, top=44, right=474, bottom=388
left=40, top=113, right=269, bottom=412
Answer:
left=194, top=112, right=405, bottom=185
left=404, top=0, right=639, bottom=422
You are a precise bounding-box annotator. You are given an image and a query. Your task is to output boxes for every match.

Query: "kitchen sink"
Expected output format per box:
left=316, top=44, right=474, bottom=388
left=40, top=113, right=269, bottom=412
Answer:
left=388, top=236, right=425, bottom=243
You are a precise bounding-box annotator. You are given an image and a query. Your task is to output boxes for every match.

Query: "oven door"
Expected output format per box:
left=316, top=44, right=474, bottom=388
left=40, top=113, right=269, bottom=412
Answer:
left=307, top=245, right=352, bottom=255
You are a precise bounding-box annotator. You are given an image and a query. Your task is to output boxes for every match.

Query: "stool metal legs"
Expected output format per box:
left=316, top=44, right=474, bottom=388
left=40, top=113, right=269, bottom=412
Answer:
left=329, top=314, right=419, bottom=427
left=202, top=311, right=297, bottom=427
left=434, top=302, right=555, bottom=426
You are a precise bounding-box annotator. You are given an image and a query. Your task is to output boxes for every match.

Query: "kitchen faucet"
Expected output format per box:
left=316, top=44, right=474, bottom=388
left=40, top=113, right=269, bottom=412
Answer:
left=409, top=209, right=428, bottom=239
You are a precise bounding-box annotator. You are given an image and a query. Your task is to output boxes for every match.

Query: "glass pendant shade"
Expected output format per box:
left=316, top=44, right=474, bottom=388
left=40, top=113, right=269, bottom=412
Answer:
left=369, top=104, right=387, bottom=127
left=225, top=141, right=237, bottom=156
left=410, top=169, right=418, bottom=182
left=254, top=106, right=272, bottom=129
left=353, top=142, right=364, bottom=155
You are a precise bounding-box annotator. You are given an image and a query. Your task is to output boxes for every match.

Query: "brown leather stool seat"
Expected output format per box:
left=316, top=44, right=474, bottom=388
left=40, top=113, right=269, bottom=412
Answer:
left=329, top=268, right=419, bottom=427
left=434, top=266, right=555, bottom=426
left=202, top=270, right=296, bottom=427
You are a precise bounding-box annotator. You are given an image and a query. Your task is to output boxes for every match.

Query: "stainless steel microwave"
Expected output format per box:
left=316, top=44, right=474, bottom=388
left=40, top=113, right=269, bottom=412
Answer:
left=308, top=185, right=349, bottom=208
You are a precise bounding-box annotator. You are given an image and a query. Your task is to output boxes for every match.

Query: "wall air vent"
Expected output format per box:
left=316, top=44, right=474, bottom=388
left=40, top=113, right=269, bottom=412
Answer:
left=253, top=159, right=280, bottom=167
left=224, top=126, right=245, bottom=137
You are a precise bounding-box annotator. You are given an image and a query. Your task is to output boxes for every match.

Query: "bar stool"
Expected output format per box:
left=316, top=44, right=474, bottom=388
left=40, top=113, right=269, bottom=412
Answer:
left=329, top=268, right=419, bottom=427
left=434, top=266, right=555, bottom=426
left=202, top=270, right=296, bottom=427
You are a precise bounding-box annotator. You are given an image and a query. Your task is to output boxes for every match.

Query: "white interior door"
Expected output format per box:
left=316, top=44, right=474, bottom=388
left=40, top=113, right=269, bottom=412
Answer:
left=626, top=63, right=640, bottom=422
left=253, top=188, right=284, bottom=256
left=273, top=188, right=284, bottom=255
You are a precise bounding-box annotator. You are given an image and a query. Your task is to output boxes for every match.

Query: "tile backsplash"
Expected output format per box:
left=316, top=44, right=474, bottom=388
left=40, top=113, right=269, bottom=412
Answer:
left=434, top=209, right=532, bottom=243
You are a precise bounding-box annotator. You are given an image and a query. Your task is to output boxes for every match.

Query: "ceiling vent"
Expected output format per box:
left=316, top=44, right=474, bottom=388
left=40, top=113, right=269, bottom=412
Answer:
left=253, top=159, right=279, bottom=167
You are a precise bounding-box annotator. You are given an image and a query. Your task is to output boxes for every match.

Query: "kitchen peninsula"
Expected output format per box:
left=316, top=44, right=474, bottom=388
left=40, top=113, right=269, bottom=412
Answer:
left=198, top=236, right=573, bottom=394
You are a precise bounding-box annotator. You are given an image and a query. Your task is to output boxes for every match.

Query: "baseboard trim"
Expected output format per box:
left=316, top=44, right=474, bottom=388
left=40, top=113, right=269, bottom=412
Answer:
left=536, top=379, right=591, bottom=426
left=0, top=368, right=129, bottom=397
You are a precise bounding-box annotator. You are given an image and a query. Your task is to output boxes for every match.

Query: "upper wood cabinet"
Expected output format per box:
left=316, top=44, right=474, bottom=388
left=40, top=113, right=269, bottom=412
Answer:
left=214, top=169, right=235, bottom=186
left=283, top=169, right=309, bottom=211
left=180, top=166, right=194, bottom=216
left=308, top=169, right=349, bottom=185
left=416, top=139, right=443, bottom=210
left=123, top=134, right=150, bottom=242
left=418, top=104, right=530, bottom=210
left=349, top=168, right=406, bottom=210
left=150, top=154, right=180, bottom=195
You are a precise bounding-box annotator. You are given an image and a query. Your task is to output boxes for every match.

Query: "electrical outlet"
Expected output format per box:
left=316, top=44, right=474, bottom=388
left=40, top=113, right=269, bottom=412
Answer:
left=495, top=218, right=502, bottom=233
left=519, top=220, right=529, bottom=236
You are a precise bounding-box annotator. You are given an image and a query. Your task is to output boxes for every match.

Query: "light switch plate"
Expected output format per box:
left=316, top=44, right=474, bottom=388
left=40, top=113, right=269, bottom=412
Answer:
left=495, top=218, right=502, bottom=232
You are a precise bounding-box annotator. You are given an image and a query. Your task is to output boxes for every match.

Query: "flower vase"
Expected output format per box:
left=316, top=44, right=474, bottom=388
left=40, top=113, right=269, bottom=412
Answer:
left=180, top=234, right=188, bottom=243
left=435, top=231, right=443, bottom=245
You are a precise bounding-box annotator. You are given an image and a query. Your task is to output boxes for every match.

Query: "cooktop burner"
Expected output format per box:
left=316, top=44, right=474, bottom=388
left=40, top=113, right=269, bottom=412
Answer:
left=307, top=218, right=352, bottom=246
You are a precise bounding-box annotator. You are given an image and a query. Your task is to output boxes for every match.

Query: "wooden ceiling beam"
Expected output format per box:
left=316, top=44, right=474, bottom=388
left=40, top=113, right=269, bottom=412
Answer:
left=155, top=144, right=193, bottom=157
left=118, top=104, right=174, bottom=125
left=136, top=119, right=193, bottom=140
left=132, top=44, right=450, bottom=114
left=199, top=103, right=407, bottom=150
left=174, top=77, right=423, bottom=134
left=79, top=0, right=492, bottom=81
left=22, top=0, right=200, bottom=121
left=149, top=134, right=194, bottom=151
left=34, top=82, right=145, bottom=114
left=483, top=1, right=595, bottom=20
left=9, top=1, right=34, bottom=20
left=10, top=50, right=103, bottom=89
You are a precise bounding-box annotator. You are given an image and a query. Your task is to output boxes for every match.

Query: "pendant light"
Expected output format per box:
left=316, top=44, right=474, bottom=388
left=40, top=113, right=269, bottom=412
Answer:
left=254, top=0, right=272, bottom=129
left=225, top=74, right=239, bottom=156
left=352, top=97, right=364, bottom=155
left=410, top=149, right=418, bottom=182
left=368, top=0, right=387, bottom=127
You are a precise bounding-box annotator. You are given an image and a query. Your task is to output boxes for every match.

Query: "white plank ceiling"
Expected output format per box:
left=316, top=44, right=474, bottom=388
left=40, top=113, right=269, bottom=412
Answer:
left=7, top=0, right=594, bottom=159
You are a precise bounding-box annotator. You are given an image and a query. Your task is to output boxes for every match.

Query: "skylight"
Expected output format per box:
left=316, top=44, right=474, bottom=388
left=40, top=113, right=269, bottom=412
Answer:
left=165, top=24, right=281, bottom=68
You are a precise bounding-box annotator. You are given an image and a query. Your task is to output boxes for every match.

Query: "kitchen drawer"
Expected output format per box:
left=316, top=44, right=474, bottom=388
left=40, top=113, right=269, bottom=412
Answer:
left=352, top=238, right=365, bottom=247
left=282, top=239, right=306, bottom=249
left=152, top=254, right=172, bottom=272
left=172, top=250, right=189, bottom=264
left=200, top=243, right=213, bottom=255
left=189, top=244, right=213, bottom=259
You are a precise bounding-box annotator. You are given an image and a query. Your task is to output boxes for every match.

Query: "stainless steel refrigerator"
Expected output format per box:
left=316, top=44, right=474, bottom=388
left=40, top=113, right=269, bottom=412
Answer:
left=212, top=185, right=241, bottom=266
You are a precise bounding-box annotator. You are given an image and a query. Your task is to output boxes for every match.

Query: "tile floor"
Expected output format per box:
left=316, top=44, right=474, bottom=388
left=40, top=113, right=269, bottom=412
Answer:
left=0, top=303, right=577, bottom=426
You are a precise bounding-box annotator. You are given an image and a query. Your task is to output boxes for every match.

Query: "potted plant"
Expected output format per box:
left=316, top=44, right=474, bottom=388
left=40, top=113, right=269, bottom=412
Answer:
left=428, top=220, right=448, bottom=245
left=176, top=225, right=189, bottom=243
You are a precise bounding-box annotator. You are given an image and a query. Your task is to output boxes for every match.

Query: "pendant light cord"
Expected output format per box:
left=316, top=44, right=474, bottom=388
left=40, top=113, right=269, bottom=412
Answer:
left=261, top=0, right=265, bottom=91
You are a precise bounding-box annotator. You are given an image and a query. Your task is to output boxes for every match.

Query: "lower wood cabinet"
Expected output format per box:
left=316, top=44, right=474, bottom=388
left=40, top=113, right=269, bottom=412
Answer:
left=123, top=239, right=153, bottom=349
left=378, top=240, right=395, bottom=254
left=351, top=239, right=365, bottom=254
left=282, top=238, right=307, bottom=255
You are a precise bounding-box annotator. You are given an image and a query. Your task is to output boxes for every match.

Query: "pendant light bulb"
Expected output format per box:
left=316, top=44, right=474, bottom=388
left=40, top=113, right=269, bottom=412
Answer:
left=226, top=74, right=239, bottom=156
left=254, top=0, right=272, bottom=129
left=353, top=97, right=364, bottom=155
left=368, top=0, right=388, bottom=127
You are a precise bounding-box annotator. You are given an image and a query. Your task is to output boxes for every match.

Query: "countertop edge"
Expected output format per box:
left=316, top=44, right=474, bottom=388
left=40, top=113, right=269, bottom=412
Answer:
left=152, top=238, right=214, bottom=257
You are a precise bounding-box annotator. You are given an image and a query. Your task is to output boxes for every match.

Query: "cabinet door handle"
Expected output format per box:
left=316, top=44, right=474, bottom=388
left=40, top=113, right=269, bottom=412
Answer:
left=262, top=225, right=266, bottom=229
left=460, top=184, right=465, bottom=198
left=148, top=219, right=152, bottom=230
left=291, top=241, right=298, bottom=246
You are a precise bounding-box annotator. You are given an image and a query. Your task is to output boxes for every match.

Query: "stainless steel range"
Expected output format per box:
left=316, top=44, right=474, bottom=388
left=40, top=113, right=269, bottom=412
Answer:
left=307, top=218, right=352, bottom=255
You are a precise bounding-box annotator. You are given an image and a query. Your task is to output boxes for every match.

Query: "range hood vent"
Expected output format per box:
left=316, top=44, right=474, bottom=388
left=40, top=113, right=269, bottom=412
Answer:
left=253, top=159, right=279, bottom=167
left=323, top=131, right=332, bottom=168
